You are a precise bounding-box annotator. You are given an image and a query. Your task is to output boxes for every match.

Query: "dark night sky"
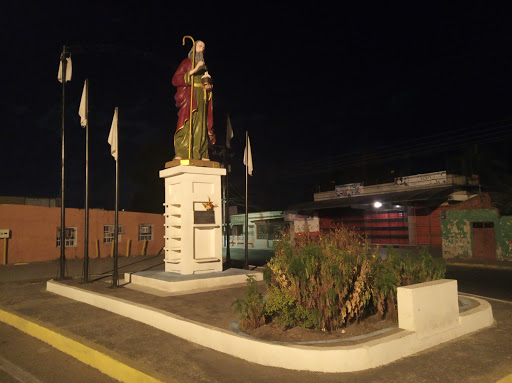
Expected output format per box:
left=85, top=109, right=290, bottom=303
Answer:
left=2, top=3, right=512, bottom=213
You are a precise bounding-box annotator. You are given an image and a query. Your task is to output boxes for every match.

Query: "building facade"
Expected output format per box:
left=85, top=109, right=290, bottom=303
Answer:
left=0, top=204, right=164, bottom=264
left=228, top=211, right=288, bottom=250
left=440, top=193, right=512, bottom=261
left=289, top=171, right=484, bottom=255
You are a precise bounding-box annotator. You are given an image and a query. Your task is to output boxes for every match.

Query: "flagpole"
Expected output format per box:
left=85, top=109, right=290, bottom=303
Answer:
left=58, top=45, right=67, bottom=280
left=224, top=115, right=232, bottom=268
left=224, top=156, right=231, bottom=268
left=244, top=131, right=249, bottom=270
left=83, top=78, right=89, bottom=283
left=113, top=107, right=119, bottom=288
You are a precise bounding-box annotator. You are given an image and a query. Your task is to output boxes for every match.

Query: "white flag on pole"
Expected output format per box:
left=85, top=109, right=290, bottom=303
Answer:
left=226, top=115, right=234, bottom=148
left=57, top=57, right=72, bottom=83
left=243, top=135, right=253, bottom=176
left=108, top=108, right=118, bottom=161
left=78, top=80, right=87, bottom=127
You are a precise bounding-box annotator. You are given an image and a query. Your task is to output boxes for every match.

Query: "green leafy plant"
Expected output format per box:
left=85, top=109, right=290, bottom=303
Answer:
left=233, top=228, right=447, bottom=332
left=265, top=228, right=374, bottom=331
left=231, top=275, right=265, bottom=330
left=371, top=246, right=446, bottom=320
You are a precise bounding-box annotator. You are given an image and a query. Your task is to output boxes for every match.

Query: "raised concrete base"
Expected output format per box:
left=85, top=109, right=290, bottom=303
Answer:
left=46, top=279, right=494, bottom=373
left=125, top=269, right=263, bottom=294
left=398, top=279, right=459, bottom=337
left=160, top=165, right=226, bottom=275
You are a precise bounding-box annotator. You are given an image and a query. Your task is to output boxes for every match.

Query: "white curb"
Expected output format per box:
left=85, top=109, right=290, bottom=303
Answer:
left=46, top=280, right=494, bottom=373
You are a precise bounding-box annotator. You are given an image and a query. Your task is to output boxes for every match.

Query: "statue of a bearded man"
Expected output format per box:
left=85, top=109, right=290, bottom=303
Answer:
left=172, top=40, right=215, bottom=160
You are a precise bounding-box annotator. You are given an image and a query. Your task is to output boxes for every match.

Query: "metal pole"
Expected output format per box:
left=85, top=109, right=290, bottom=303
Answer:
left=224, top=145, right=231, bottom=268
left=58, top=45, right=67, bottom=280
left=244, top=131, right=249, bottom=270
left=83, top=79, right=89, bottom=283
left=113, top=107, right=119, bottom=287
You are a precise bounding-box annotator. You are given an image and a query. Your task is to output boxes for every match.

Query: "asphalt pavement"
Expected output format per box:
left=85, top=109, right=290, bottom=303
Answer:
left=0, top=322, right=118, bottom=383
left=0, top=254, right=511, bottom=382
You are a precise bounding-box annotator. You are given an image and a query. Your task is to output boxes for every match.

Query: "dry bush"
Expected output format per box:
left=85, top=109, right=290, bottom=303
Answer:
left=235, top=227, right=446, bottom=331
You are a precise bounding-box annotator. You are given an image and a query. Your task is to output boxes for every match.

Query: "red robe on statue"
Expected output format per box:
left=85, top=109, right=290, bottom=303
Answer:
left=172, top=58, right=215, bottom=143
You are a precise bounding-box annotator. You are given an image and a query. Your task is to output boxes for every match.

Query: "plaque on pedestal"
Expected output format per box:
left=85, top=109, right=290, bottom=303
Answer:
left=194, top=210, right=215, bottom=224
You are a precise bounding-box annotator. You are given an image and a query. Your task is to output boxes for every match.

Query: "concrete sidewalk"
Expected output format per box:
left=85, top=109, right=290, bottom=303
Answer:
left=0, top=248, right=271, bottom=283
left=0, top=254, right=166, bottom=283
left=0, top=256, right=512, bottom=382
left=445, top=258, right=512, bottom=270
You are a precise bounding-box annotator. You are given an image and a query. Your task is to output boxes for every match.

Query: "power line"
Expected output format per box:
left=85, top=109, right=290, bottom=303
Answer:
left=285, top=121, right=512, bottom=177
left=292, top=118, right=512, bottom=171
left=329, top=123, right=512, bottom=167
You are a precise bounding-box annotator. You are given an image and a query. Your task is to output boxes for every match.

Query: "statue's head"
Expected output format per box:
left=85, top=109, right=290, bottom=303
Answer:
left=188, top=41, right=205, bottom=61
left=195, top=41, right=205, bottom=53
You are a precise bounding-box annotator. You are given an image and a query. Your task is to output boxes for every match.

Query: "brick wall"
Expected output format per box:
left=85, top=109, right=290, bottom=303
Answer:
left=0, top=204, right=164, bottom=264
left=446, top=193, right=495, bottom=211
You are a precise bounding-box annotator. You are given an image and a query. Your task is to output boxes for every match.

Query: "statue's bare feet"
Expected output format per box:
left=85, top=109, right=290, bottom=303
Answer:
left=202, top=158, right=210, bottom=161
left=174, top=156, right=182, bottom=160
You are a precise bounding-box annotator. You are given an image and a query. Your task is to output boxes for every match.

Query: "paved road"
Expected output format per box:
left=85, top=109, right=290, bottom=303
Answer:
left=0, top=322, right=117, bottom=383
left=446, top=264, right=512, bottom=301
left=223, top=247, right=273, bottom=267
left=1, top=254, right=512, bottom=382
left=0, top=254, right=165, bottom=283
left=0, top=250, right=270, bottom=283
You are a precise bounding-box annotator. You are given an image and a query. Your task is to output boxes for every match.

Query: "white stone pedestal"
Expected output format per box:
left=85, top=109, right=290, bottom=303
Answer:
left=159, top=165, right=226, bottom=274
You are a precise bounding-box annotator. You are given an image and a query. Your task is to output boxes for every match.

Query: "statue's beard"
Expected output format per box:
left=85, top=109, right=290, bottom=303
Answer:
left=189, top=51, right=205, bottom=64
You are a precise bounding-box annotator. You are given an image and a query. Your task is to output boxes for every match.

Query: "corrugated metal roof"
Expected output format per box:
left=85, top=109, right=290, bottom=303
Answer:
left=290, top=186, right=456, bottom=211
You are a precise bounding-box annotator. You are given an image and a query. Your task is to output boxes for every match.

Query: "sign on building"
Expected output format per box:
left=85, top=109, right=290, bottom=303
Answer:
left=335, top=183, right=363, bottom=198
left=293, top=214, right=319, bottom=233
left=395, top=171, right=447, bottom=187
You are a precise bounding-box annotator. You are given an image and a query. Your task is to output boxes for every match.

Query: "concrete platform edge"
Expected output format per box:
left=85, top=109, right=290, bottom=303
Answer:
left=46, top=280, right=495, bottom=373
left=125, top=270, right=263, bottom=293
left=0, top=307, right=171, bottom=383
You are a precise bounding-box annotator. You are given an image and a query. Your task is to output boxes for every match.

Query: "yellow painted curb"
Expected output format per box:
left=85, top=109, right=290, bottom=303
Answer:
left=0, top=308, right=170, bottom=383
left=497, top=374, right=512, bottom=383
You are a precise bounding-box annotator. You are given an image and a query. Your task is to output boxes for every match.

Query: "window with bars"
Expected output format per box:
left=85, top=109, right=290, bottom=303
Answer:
left=472, top=222, right=494, bottom=229
left=138, top=223, right=153, bottom=241
left=256, top=224, right=268, bottom=240
left=232, top=225, right=243, bottom=237
left=256, top=222, right=282, bottom=240
left=103, top=225, right=124, bottom=243
left=56, top=227, right=77, bottom=247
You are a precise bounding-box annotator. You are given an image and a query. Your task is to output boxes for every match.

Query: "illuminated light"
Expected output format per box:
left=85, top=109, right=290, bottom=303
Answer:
left=395, top=205, right=401, bottom=208
left=374, top=201, right=382, bottom=208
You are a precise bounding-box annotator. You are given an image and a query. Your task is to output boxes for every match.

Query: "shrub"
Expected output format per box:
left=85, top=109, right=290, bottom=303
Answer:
left=264, top=287, right=316, bottom=328
left=233, top=228, right=446, bottom=332
left=231, top=275, right=265, bottom=330
left=370, top=246, right=446, bottom=320
left=265, top=228, right=373, bottom=331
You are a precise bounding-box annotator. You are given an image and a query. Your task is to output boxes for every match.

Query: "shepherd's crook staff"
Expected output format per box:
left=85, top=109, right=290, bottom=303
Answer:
left=182, top=35, right=195, bottom=160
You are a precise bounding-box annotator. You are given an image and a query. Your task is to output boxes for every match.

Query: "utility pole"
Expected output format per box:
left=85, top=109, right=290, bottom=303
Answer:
left=58, top=45, right=70, bottom=280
